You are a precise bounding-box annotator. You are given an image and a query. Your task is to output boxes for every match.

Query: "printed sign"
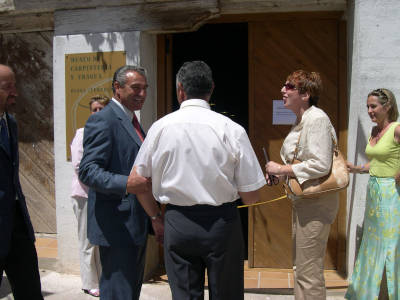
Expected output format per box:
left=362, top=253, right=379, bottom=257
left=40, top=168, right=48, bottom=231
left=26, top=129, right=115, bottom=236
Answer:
left=272, top=100, right=297, bottom=125
left=65, top=51, right=126, bottom=160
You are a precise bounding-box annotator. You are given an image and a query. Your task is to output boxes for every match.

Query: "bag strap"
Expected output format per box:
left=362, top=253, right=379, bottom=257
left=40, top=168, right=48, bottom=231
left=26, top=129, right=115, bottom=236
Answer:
left=292, top=132, right=302, bottom=163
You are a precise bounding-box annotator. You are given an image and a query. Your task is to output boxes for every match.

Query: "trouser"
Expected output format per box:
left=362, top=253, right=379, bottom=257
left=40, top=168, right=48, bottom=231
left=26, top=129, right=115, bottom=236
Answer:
left=72, top=196, right=101, bottom=290
left=0, top=203, right=43, bottom=300
left=99, top=242, right=146, bottom=300
left=292, top=205, right=331, bottom=300
left=164, top=202, right=244, bottom=300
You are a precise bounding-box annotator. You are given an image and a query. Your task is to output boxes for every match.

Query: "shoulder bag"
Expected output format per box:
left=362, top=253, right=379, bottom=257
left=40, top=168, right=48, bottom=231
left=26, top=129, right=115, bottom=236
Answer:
left=283, top=133, right=349, bottom=199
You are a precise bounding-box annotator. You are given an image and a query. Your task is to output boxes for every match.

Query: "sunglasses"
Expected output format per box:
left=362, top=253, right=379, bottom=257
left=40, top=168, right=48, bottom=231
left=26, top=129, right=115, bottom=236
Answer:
left=283, top=83, right=297, bottom=90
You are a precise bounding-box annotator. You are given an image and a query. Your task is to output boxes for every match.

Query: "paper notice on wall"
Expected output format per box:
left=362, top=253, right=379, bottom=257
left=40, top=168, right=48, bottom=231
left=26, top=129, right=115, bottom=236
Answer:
left=272, top=100, right=297, bottom=125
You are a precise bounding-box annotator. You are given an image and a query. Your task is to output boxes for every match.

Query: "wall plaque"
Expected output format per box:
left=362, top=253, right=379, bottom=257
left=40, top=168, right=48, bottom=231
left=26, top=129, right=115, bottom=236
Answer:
left=65, top=51, right=126, bottom=160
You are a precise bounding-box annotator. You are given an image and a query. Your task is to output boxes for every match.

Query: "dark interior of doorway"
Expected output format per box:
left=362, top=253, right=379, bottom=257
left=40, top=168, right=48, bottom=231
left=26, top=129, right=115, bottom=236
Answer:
left=171, top=23, right=249, bottom=258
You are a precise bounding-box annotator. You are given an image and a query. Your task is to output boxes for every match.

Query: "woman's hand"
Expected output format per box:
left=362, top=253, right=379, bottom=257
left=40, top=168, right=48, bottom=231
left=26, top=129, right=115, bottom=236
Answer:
left=265, top=161, right=283, bottom=175
left=346, top=161, right=369, bottom=173
left=346, top=161, right=357, bottom=173
left=265, top=172, right=280, bottom=186
left=395, top=172, right=400, bottom=186
left=265, top=161, right=283, bottom=186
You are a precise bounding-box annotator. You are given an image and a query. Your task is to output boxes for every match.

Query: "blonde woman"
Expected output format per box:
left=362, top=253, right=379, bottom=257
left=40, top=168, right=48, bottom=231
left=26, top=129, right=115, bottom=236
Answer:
left=346, top=88, right=400, bottom=299
left=70, top=95, right=110, bottom=297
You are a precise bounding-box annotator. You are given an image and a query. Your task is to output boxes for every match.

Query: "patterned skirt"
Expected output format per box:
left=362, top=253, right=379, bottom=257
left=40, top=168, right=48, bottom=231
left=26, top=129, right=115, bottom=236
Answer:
left=346, top=176, right=400, bottom=300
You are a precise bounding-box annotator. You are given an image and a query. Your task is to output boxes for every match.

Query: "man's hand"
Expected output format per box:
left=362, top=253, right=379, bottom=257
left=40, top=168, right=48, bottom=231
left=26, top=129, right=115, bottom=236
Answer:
left=127, top=166, right=151, bottom=194
left=151, top=217, right=164, bottom=244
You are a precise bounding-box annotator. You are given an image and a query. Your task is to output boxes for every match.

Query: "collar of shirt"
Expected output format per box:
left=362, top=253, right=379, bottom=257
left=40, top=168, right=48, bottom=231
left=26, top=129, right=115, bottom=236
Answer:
left=180, top=99, right=211, bottom=110
left=111, top=97, right=134, bottom=122
left=294, top=105, right=316, bottom=130
left=300, top=105, right=315, bottom=123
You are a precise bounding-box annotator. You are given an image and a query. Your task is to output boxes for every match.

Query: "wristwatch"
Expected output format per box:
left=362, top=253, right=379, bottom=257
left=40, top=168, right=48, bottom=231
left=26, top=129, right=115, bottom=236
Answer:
left=150, top=211, right=162, bottom=220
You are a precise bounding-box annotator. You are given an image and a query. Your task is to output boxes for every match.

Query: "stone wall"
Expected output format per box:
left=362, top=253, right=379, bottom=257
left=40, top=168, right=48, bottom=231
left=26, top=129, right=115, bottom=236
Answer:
left=0, top=31, right=56, bottom=233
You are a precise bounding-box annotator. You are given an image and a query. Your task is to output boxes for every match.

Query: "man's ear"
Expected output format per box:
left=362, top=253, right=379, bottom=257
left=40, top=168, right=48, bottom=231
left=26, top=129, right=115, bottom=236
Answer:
left=113, top=81, right=120, bottom=92
left=210, top=82, right=215, bottom=96
left=177, top=82, right=186, bottom=103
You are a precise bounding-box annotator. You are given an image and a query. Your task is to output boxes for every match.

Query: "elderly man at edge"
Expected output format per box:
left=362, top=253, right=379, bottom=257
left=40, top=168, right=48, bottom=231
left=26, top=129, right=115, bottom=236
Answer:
left=0, top=64, right=43, bottom=299
left=132, top=60, right=266, bottom=300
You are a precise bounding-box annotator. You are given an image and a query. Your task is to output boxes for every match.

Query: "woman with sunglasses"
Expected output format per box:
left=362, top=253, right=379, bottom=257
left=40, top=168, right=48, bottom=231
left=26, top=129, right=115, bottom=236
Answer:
left=345, top=88, right=400, bottom=300
left=265, top=70, right=339, bottom=300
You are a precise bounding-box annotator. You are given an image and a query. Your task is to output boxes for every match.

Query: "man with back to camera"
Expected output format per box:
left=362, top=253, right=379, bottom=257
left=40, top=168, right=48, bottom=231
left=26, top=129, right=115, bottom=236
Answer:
left=0, top=64, right=43, bottom=299
left=133, top=61, right=266, bottom=299
left=79, top=65, right=163, bottom=300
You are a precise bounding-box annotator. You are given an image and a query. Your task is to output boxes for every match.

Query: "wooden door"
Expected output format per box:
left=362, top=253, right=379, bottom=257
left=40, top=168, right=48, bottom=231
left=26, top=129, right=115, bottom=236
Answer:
left=248, top=18, right=344, bottom=269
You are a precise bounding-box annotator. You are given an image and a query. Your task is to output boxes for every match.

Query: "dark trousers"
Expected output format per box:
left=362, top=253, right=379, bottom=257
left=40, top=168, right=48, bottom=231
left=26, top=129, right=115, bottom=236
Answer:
left=164, top=202, right=244, bottom=300
left=99, top=241, right=147, bottom=300
left=0, top=203, right=43, bottom=300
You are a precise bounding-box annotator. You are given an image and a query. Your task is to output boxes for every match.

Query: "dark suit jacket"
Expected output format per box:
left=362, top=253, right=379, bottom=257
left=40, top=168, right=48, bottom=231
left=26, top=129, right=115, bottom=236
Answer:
left=0, top=113, right=35, bottom=258
left=79, top=100, right=148, bottom=247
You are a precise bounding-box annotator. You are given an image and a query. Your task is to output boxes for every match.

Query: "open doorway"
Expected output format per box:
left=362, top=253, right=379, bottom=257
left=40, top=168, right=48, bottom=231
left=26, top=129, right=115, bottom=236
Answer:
left=158, top=14, right=347, bottom=272
left=171, top=22, right=250, bottom=257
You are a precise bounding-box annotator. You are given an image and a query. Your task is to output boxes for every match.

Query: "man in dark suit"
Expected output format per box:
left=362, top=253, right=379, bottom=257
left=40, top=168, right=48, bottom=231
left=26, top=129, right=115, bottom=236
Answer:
left=79, top=65, right=158, bottom=300
left=0, top=64, right=43, bottom=299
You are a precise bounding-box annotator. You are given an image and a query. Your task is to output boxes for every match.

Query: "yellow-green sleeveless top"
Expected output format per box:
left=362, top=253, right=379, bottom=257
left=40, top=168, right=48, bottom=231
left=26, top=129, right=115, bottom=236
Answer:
left=365, top=122, right=400, bottom=177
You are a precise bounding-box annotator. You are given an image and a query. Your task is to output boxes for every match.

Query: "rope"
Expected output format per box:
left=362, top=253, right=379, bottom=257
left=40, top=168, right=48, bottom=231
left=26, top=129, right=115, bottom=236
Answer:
left=237, top=195, right=287, bottom=208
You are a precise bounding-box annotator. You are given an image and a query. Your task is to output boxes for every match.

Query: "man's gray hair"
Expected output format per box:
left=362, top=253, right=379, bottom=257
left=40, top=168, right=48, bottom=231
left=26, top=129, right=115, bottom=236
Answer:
left=112, top=65, right=147, bottom=94
left=176, top=61, right=213, bottom=99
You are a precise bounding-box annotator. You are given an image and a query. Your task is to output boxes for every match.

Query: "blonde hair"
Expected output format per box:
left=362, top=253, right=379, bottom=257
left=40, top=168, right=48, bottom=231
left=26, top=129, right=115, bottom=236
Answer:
left=368, top=88, right=399, bottom=121
left=89, top=95, right=110, bottom=112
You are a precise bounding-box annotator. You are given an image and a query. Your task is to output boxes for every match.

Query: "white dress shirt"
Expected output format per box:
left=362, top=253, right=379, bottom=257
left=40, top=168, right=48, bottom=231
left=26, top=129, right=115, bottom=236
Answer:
left=134, top=99, right=266, bottom=206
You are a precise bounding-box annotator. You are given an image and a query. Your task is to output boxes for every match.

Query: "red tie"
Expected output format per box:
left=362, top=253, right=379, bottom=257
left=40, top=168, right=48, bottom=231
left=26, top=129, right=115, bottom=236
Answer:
left=132, top=114, right=144, bottom=142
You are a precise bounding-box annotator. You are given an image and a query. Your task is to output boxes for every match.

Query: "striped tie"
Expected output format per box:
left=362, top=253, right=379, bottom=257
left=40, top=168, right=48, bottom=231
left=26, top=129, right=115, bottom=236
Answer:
left=132, top=114, right=144, bottom=142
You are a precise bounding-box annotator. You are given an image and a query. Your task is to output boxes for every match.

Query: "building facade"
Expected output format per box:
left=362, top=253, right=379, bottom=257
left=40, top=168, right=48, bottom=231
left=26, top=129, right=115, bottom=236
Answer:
left=1, top=0, right=399, bottom=279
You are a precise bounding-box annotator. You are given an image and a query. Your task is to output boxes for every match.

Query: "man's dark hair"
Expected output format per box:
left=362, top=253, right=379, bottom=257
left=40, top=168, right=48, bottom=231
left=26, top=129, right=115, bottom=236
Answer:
left=176, top=61, right=213, bottom=99
left=112, top=65, right=147, bottom=94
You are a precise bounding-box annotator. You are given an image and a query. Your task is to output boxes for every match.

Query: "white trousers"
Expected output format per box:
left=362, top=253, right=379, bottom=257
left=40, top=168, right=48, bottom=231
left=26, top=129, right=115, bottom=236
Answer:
left=72, top=196, right=101, bottom=290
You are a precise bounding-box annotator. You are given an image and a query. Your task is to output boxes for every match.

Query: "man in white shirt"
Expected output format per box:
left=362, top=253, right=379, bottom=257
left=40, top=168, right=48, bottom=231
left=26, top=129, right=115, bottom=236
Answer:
left=133, top=61, right=266, bottom=300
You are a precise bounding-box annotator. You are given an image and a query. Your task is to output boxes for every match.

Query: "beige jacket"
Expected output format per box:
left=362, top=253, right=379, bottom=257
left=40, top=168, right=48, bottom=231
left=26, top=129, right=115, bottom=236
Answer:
left=280, top=106, right=339, bottom=224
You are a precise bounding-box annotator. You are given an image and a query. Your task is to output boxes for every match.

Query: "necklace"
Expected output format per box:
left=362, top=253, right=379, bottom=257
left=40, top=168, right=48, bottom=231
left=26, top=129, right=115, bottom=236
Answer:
left=376, top=121, right=392, bottom=142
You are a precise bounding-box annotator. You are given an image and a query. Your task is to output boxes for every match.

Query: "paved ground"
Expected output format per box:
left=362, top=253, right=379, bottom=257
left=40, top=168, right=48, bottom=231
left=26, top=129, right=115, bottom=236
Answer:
left=0, top=268, right=346, bottom=300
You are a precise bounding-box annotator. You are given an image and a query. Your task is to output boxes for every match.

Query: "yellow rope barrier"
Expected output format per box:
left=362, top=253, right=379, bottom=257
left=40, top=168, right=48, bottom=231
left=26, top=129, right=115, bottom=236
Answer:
left=237, top=195, right=287, bottom=208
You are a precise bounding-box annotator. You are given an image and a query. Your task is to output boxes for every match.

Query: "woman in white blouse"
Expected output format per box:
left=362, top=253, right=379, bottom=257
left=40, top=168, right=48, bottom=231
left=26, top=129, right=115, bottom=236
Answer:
left=70, top=95, right=110, bottom=297
left=265, top=70, right=338, bottom=300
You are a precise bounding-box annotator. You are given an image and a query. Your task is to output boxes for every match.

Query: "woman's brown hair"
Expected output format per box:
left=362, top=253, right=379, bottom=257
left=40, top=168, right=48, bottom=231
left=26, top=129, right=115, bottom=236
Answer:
left=287, top=70, right=322, bottom=107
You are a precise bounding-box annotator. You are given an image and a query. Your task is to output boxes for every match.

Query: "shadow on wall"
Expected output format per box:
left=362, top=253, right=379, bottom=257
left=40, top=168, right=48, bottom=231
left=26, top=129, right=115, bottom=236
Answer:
left=83, top=32, right=140, bottom=65
left=347, top=118, right=369, bottom=256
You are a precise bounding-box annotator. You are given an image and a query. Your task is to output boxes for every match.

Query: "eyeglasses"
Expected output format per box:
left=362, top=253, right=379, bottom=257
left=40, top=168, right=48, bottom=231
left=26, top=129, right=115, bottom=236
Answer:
left=266, top=174, right=279, bottom=186
left=283, top=83, right=297, bottom=90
